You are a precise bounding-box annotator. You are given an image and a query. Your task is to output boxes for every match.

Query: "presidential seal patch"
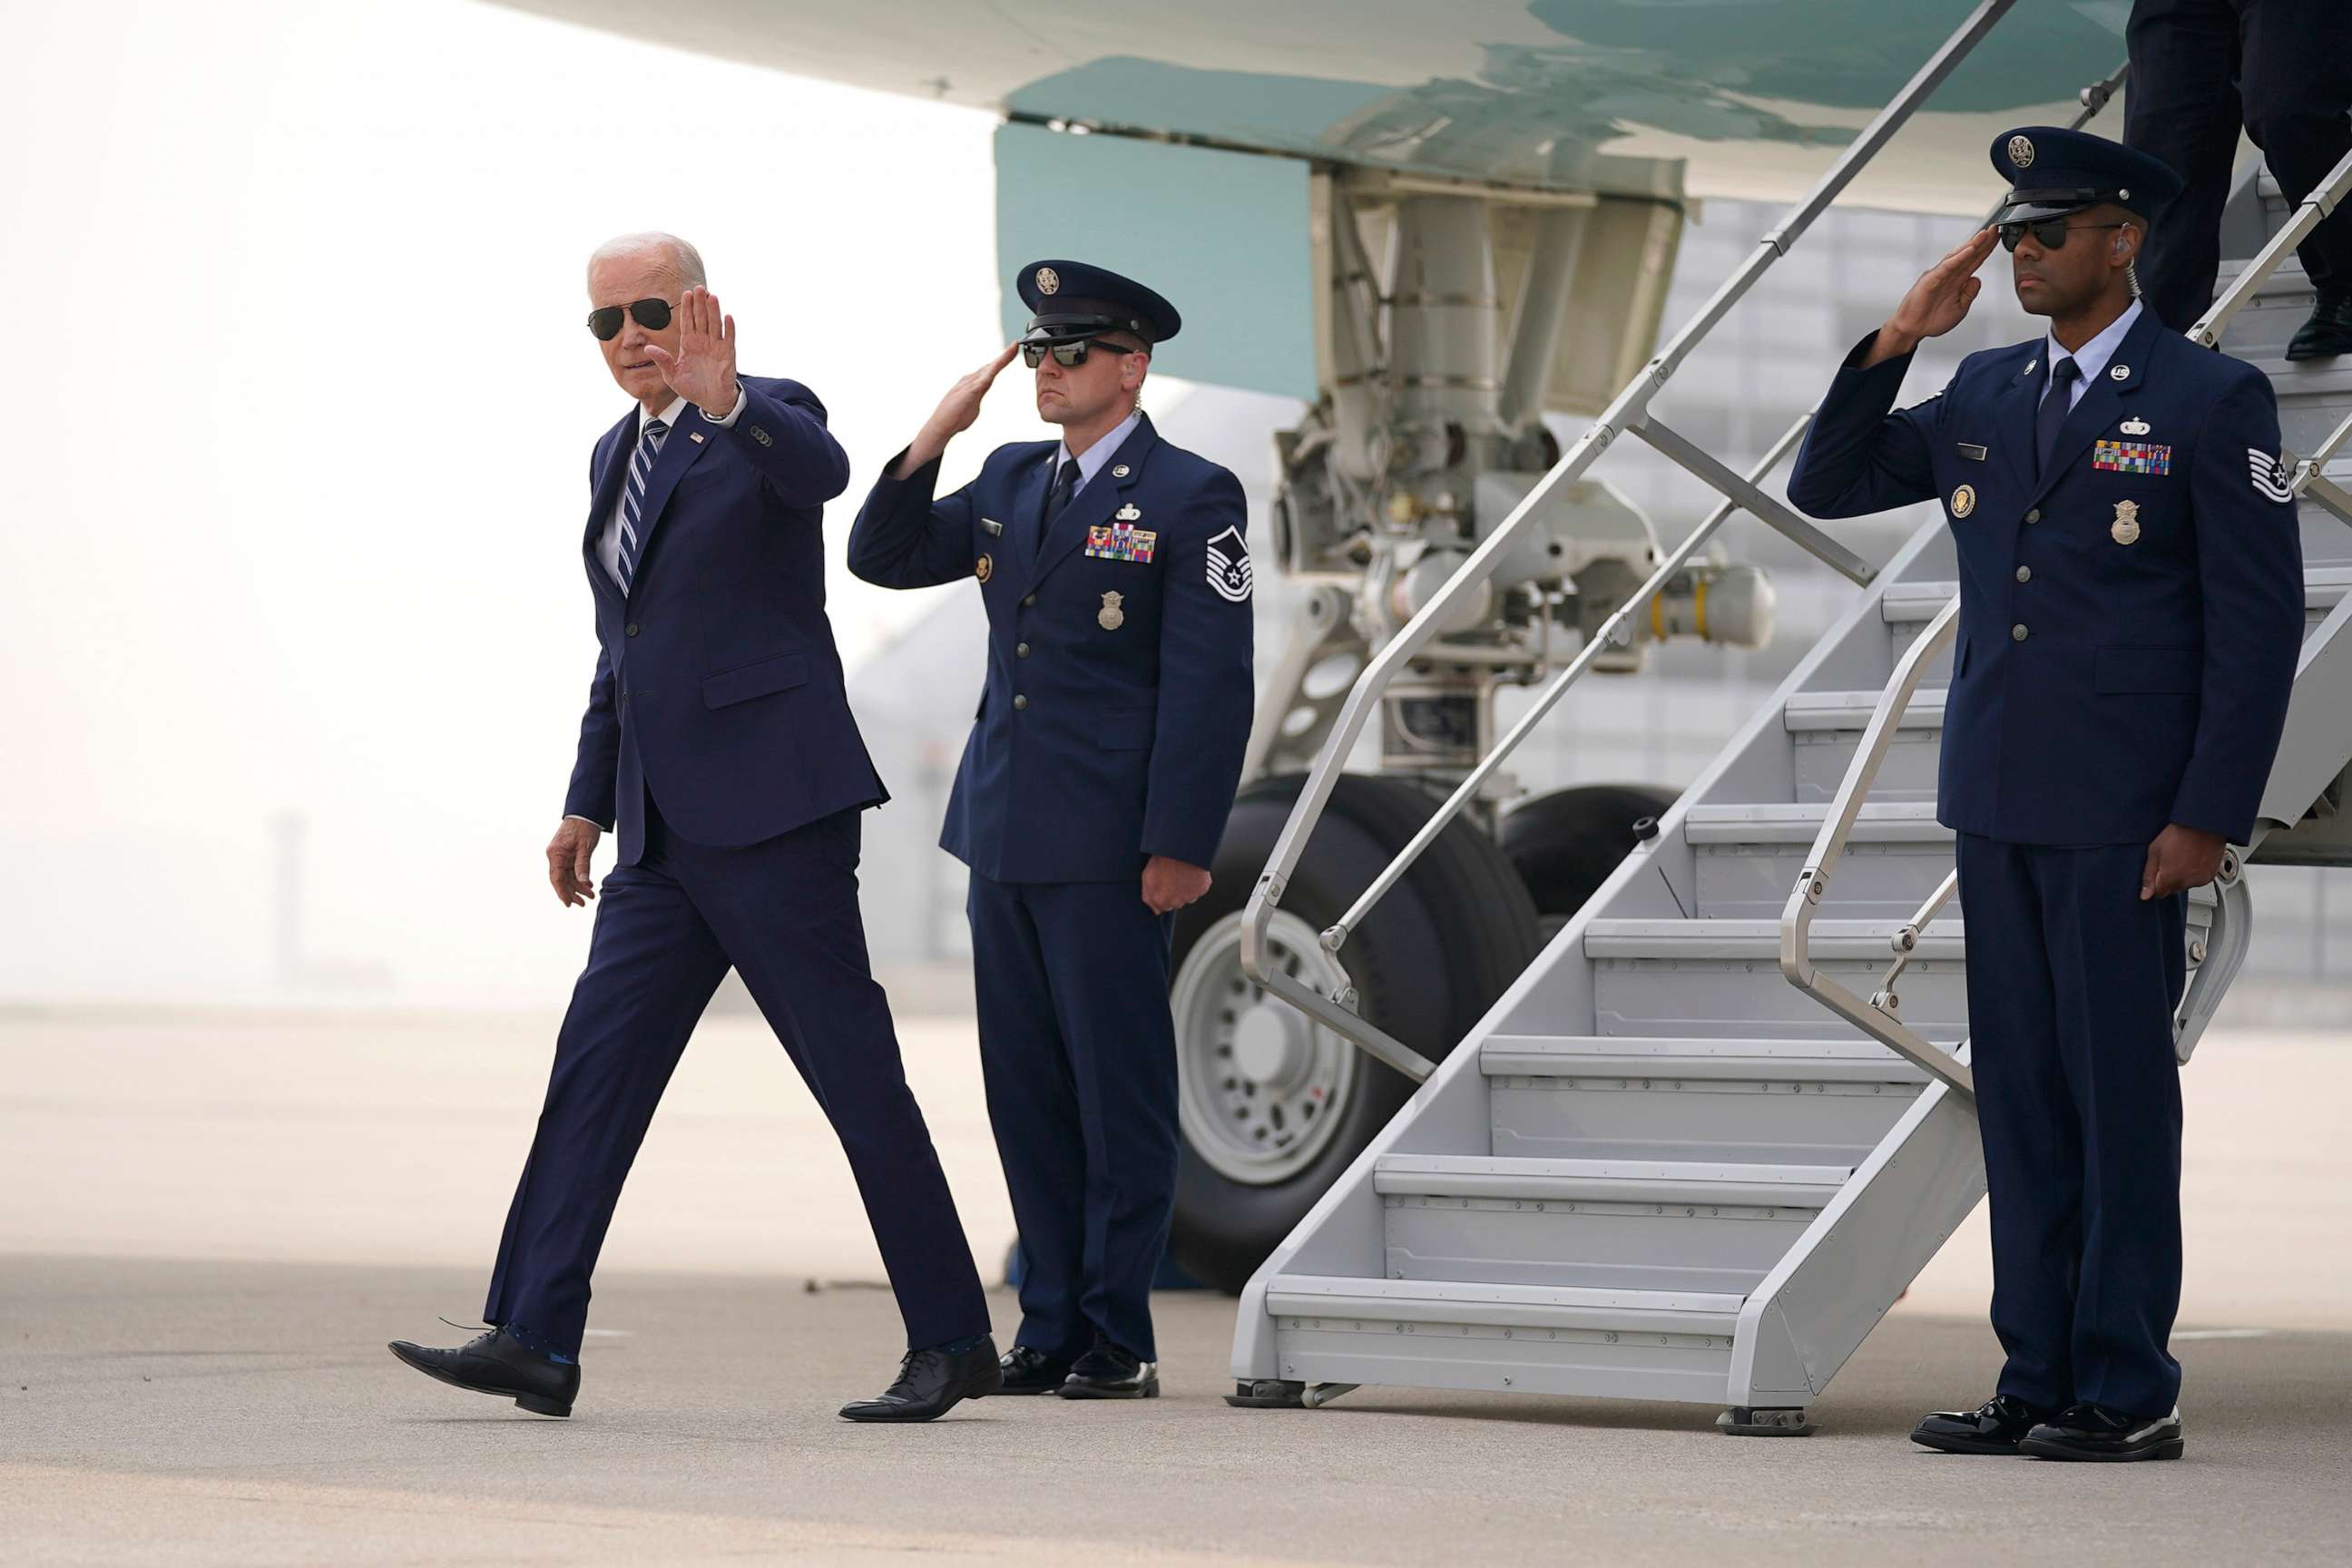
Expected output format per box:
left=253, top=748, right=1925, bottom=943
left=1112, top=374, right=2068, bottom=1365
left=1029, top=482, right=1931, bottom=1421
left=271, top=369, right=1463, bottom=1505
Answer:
left=1951, top=485, right=1976, bottom=519
left=975, top=554, right=994, bottom=583
left=2112, top=498, right=2141, bottom=545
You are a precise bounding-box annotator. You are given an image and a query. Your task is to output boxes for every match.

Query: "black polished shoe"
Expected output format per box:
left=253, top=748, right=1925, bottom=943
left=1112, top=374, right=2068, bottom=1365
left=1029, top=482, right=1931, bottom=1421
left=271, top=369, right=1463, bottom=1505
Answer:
left=387, top=1326, right=578, bottom=1418
left=2286, top=288, right=2352, bottom=361
left=1057, top=1336, right=1159, bottom=1400
left=995, top=1345, right=1074, bottom=1396
left=1910, top=1393, right=2049, bottom=1455
left=838, top=1336, right=1003, bottom=1423
left=2020, top=1402, right=2185, bottom=1462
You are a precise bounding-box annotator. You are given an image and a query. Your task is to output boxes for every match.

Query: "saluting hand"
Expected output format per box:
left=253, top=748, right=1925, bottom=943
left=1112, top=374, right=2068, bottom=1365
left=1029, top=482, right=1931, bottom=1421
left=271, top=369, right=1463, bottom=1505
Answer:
left=645, top=286, right=740, bottom=414
left=1867, top=227, right=2001, bottom=365
left=897, top=344, right=1022, bottom=477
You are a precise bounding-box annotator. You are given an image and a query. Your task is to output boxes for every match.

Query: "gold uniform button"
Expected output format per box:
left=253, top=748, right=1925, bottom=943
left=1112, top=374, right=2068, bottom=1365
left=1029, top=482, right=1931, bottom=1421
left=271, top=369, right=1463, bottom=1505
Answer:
left=1015, top=642, right=1031, bottom=658
left=2025, top=508, right=2041, bottom=524
left=1013, top=694, right=1029, bottom=710
left=2012, top=623, right=2030, bottom=642
left=2014, top=566, right=2032, bottom=583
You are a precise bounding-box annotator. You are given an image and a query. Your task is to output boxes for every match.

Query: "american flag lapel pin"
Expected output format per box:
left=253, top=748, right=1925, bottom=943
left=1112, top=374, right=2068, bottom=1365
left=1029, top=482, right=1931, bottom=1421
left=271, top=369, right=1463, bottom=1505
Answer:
left=688, top=431, right=706, bottom=444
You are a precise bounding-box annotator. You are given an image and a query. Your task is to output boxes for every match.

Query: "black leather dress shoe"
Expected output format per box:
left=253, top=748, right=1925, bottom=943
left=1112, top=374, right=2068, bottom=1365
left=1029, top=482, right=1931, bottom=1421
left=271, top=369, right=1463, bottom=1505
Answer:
left=2020, top=1403, right=2185, bottom=1462
left=2287, top=289, right=2352, bottom=361
left=995, top=1345, right=1074, bottom=1396
left=387, top=1327, right=578, bottom=1417
left=1910, top=1393, right=2049, bottom=1455
left=1057, top=1338, right=1159, bottom=1400
left=838, top=1336, right=1003, bottom=1423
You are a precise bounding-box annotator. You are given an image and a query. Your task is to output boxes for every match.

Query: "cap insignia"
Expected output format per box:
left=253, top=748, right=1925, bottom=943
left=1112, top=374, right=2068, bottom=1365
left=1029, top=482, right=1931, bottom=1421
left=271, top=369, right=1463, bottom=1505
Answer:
left=2008, top=134, right=2034, bottom=169
left=1035, top=266, right=1061, bottom=296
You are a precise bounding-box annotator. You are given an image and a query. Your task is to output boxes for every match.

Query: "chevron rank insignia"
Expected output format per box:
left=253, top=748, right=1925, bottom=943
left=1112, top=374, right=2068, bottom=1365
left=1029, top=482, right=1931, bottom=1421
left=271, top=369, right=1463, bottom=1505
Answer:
left=1085, top=523, right=1157, bottom=563
left=1206, top=525, right=1252, bottom=603
left=2094, top=439, right=2171, bottom=475
left=2249, top=446, right=2294, bottom=504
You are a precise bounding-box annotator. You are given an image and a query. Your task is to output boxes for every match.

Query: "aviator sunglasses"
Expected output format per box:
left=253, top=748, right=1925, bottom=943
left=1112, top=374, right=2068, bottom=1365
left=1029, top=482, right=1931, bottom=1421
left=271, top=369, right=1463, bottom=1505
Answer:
left=587, top=298, right=673, bottom=340
left=1996, top=219, right=2128, bottom=252
left=1022, top=338, right=1147, bottom=369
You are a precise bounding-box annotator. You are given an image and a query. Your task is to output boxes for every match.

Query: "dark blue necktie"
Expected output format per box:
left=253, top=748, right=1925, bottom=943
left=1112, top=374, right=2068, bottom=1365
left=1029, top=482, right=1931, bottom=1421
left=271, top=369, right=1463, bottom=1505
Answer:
left=2034, top=358, right=2081, bottom=481
left=617, top=416, right=670, bottom=591
left=1038, top=456, right=1080, bottom=560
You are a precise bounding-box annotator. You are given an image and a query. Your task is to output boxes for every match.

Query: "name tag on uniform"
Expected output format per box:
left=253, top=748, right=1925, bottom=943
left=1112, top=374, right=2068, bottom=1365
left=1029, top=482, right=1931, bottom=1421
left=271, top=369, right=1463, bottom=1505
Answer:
left=1955, top=442, right=1987, bottom=462
left=1085, top=523, right=1157, bottom=563
left=982, top=517, right=1004, bottom=536
left=2093, top=440, right=2171, bottom=475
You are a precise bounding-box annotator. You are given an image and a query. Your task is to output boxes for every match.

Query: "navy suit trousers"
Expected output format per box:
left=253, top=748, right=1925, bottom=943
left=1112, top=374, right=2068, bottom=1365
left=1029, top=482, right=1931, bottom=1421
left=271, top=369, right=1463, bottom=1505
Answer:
left=1957, top=834, right=2189, bottom=1419
left=485, top=799, right=989, bottom=1357
left=966, top=874, right=1178, bottom=1362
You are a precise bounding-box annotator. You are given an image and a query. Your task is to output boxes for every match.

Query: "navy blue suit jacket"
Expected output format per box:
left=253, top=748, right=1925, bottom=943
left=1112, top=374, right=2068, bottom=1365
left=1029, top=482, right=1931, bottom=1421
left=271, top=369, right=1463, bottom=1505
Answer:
left=1788, top=307, right=2303, bottom=846
left=564, top=376, right=885, bottom=864
left=847, top=414, right=1255, bottom=883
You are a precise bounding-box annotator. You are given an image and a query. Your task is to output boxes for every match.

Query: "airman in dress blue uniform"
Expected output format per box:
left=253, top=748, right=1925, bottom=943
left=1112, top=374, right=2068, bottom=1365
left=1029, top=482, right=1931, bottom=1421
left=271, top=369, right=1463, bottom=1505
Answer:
left=849, top=261, right=1255, bottom=1400
left=1788, top=129, right=2305, bottom=1462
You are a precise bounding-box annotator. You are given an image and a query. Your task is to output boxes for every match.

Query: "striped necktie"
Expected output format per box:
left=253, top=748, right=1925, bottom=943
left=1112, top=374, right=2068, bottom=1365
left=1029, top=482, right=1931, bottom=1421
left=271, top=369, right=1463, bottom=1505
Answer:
left=617, top=417, right=670, bottom=591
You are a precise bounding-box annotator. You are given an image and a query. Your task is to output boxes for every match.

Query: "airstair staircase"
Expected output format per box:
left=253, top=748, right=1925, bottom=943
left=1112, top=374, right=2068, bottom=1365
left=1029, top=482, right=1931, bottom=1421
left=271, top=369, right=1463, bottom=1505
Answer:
left=1228, top=15, right=2352, bottom=1431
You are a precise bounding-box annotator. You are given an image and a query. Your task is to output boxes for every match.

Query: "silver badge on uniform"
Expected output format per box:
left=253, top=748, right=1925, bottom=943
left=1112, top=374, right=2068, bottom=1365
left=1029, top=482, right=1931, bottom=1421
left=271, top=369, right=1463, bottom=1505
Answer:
left=1956, top=442, right=1987, bottom=462
left=1099, top=591, right=1125, bottom=631
left=2121, top=416, right=2151, bottom=436
left=2008, top=133, right=2035, bottom=169
left=1035, top=266, right=1060, bottom=296
left=2110, top=364, right=2131, bottom=381
left=982, top=517, right=1004, bottom=536
left=1112, top=464, right=1131, bottom=478
left=1115, top=503, right=1142, bottom=522
left=2112, top=498, right=2141, bottom=545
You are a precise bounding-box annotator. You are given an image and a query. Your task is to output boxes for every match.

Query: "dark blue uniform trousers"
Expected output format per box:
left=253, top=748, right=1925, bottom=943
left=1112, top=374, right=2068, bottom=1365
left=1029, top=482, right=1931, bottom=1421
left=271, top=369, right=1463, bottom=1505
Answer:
left=967, top=873, right=1179, bottom=1362
left=1957, top=834, right=2189, bottom=1419
left=485, top=799, right=989, bottom=1358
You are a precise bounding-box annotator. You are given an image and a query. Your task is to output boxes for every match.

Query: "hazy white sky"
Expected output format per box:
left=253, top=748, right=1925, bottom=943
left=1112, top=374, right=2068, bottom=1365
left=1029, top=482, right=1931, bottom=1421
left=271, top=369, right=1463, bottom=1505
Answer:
left=0, top=0, right=1187, bottom=1004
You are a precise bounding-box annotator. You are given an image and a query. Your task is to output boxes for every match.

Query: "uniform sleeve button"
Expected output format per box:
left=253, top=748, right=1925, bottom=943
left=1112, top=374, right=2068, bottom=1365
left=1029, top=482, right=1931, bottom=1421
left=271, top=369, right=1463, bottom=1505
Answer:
left=1013, top=694, right=1029, bottom=710
left=1015, top=642, right=1031, bottom=657
left=2014, top=566, right=2031, bottom=584
left=2025, top=508, right=2041, bottom=524
left=2012, top=623, right=2030, bottom=642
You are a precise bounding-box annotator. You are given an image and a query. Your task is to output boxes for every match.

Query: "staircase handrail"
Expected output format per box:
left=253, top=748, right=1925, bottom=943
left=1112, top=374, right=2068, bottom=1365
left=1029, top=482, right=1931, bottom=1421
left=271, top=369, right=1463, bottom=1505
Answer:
left=1240, top=0, right=2041, bottom=1080
left=1777, top=598, right=1975, bottom=1096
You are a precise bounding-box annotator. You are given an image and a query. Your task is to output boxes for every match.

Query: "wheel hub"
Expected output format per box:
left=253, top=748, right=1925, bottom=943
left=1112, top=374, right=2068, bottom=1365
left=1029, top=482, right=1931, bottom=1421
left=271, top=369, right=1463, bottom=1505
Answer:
left=1171, top=909, right=1359, bottom=1187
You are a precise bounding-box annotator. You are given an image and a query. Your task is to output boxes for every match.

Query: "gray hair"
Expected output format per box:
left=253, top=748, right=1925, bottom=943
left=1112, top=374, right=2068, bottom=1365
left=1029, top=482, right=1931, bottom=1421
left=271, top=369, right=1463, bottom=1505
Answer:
left=587, top=231, right=707, bottom=290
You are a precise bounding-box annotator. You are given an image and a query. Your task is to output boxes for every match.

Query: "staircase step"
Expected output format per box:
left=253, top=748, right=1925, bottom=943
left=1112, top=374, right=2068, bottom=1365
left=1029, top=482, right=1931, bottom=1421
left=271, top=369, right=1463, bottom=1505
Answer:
left=1785, top=689, right=1944, bottom=802
left=1480, top=1034, right=1929, bottom=1165
left=1261, top=1274, right=1741, bottom=1402
left=1685, top=801, right=1952, bottom=917
left=1376, top=1154, right=1844, bottom=1295
left=1579, top=916, right=1968, bottom=1041
left=1584, top=916, right=1962, bottom=961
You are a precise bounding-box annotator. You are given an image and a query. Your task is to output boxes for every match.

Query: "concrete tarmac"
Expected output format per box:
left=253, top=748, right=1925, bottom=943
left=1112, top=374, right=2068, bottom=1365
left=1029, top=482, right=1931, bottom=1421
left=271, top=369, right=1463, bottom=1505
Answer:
left=4, top=1257, right=2349, bottom=1566
left=5, top=1003, right=2351, bottom=1563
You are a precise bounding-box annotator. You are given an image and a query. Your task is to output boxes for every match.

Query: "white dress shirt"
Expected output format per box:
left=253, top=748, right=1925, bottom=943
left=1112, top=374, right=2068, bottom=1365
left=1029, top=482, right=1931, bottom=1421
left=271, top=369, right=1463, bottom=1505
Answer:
left=1054, top=407, right=1142, bottom=497
left=594, top=386, right=747, bottom=588
left=2040, top=298, right=2142, bottom=413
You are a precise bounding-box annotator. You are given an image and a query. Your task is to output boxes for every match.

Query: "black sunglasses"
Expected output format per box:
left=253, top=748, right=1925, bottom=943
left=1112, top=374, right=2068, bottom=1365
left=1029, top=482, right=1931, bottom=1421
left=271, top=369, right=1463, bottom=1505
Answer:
left=1997, top=220, right=2128, bottom=253
left=1022, top=338, right=1146, bottom=369
left=586, top=298, right=673, bottom=340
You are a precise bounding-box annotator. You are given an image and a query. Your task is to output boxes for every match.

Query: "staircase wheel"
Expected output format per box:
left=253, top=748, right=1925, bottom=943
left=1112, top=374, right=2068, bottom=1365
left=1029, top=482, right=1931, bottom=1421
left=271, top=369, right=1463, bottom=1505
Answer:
left=1165, top=772, right=1542, bottom=1294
